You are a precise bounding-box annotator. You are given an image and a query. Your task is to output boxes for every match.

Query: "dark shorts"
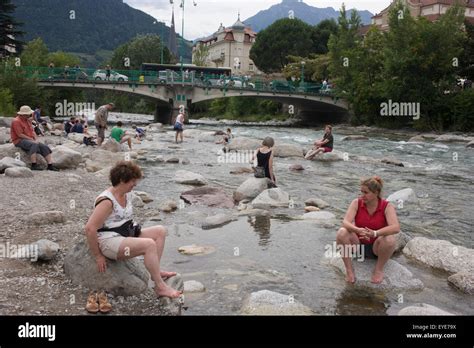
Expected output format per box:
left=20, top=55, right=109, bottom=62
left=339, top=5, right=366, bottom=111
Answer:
left=96, top=125, right=105, bottom=139
left=323, top=147, right=333, bottom=153
left=15, top=139, right=52, bottom=157
left=362, top=243, right=378, bottom=259
left=174, top=123, right=183, bottom=132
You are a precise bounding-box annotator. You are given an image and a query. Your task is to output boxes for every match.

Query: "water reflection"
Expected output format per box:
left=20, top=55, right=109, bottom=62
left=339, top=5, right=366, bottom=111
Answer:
left=334, top=286, right=389, bottom=315
left=247, top=215, right=272, bottom=246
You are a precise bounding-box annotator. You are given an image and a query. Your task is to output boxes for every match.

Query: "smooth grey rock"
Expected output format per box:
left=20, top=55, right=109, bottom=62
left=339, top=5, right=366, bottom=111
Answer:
left=312, top=151, right=345, bottom=162
left=133, top=191, right=154, bottom=203
left=174, top=170, right=208, bottom=186
left=178, top=244, right=216, bottom=255
left=398, top=304, right=454, bottom=316
left=305, top=198, right=330, bottom=209
left=28, top=211, right=66, bottom=225
left=241, top=290, right=313, bottom=315
left=228, top=137, right=261, bottom=151
left=233, top=177, right=268, bottom=202
left=0, top=156, right=26, bottom=173
left=181, top=187, right=234, bottom=208
left=447, top=271, right=474, bottom=294
left=5, top=166, right=33, bottom=178
left=387, top=188, right=416, bottom=204
left=51, top=145, right=83, bottom=169
left=183, top=280, right=205, bottom=293
left=251, top=188, right=290, bottom=209
left=202, top=214, right=236, bottom=230
left=273, top=143, right=304, bottom=158
left=301, top=211, right=336, bottom=220
left=159, top=200, right=178, bottom=213
left=131, top=193, right=145, bottom=208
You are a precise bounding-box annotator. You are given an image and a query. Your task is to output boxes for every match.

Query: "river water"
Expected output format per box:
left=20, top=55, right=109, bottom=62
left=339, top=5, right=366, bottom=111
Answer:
left=124, top=115, right=473, bottom=315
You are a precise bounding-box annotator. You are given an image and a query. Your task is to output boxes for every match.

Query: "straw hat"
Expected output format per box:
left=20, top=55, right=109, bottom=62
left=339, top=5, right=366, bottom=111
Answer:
left=17, top=105, right=34, bottom=115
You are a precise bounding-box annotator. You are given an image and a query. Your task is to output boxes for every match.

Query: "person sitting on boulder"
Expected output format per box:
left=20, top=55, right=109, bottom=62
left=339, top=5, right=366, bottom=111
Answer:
left=215, top=128, right=233, bottom=145
left=84, top=161, right=182, bottom=299
left=305, top=125, right=334, bottom=160
left=132, top=125, right=146, bottom=141
left=336, top=176, right=399, bottom=284
left=64, top=117, right=76, bottom=135
left=71, top=119, right=85, bottom=134
left=251, top=137, right=276, bottom=188
left=10, top=105, right=59, bottom=171
left=110, top=121, right=132, bottom=150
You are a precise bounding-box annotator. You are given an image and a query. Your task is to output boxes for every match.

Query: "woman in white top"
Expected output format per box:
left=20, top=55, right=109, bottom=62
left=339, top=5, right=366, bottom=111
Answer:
left=174, top=111, right=185, bottom=144
left=85, top=161, right=182, bottom=299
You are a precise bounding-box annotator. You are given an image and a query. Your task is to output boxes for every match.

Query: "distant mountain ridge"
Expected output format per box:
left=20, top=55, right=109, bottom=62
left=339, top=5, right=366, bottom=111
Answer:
left=244, top=0, right=373, bottom=32
left=11, top=0, right=191, bottom=60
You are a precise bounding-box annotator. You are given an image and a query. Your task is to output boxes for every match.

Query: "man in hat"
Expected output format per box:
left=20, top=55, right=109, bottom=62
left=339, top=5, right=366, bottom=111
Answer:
left=10, top=106, right=59, bottom=171
left=94, top=103, right=115, bottom=146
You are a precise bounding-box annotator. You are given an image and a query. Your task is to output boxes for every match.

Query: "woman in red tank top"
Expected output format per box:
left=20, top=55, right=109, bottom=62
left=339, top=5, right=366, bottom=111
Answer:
left=336, top=176, right=400, bottom=284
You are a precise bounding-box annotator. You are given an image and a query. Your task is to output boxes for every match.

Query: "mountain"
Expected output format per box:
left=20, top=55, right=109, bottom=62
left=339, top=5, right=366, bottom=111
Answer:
left=244, top=0, right=373, bottom=32
left=11, top=0, right=191, bottom=62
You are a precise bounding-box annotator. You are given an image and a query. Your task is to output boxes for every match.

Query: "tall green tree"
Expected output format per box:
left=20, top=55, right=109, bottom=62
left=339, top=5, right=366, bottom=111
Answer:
left=250, top=18, right=315, bottom=73
left=192, top=44, right=209, bottom=67
left=110, top=34, right=172, bottom=70
left=20, top=38, right=49, bottom=66
left=0, top=0, right=24, bottom=57
left=311, top=19, right=339, bottom=54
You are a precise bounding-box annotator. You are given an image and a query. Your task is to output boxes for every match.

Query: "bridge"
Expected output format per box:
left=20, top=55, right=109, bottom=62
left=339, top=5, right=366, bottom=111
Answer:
left=24, top=66, right=348, bottom=124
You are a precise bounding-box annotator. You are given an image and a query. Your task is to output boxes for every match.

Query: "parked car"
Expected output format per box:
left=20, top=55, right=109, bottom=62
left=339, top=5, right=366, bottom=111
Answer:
left=93, top=69, right=128, bottom=82
left=218, top=76, right=255, bottom=89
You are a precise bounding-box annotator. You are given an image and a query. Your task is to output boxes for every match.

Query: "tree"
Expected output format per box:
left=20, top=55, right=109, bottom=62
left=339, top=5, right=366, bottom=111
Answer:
left=250, top=18, right=315, bottom=73
left=192, top=44, right=209, bottom=67
left=0, top=0, right=24, bottom=58
left=20, top=38, right=49, bottom=66
left=110, top=34, right=172, bottom=70
left=312, top=19, right=338, bottom=54
left=47, top=51, right=80, bottom=68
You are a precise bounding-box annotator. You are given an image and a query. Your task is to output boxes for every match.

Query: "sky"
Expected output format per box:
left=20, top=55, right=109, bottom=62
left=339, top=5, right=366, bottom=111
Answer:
left=123, top=0, right=392, bottom=40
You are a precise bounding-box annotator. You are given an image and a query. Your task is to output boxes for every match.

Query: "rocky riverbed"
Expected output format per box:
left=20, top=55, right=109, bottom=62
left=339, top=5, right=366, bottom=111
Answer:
left=0, top=120, right=473, bottom=316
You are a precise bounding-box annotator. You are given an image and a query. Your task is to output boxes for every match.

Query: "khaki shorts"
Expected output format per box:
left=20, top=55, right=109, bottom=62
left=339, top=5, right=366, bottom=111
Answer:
left=97, top=232, right=126, bottom=260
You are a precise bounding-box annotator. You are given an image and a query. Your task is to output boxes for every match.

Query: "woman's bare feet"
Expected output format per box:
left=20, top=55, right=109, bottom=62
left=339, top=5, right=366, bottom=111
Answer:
left=155, top=283, right=182, bottom=299
left=160, top=271, right=177, bottom=280
left=371, top=270, right=384, bottom=284
left=345, top=270, right=356, bottom=284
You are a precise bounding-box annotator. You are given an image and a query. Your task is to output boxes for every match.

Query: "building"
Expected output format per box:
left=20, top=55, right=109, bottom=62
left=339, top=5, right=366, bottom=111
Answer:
left=372, top=0, right=474, bottom=31
left=192, top=15, right=261, bottom=76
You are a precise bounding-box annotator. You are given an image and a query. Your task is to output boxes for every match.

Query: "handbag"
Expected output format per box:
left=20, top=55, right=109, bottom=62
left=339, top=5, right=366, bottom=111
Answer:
left=98, top=220, right=141, bottom=238
left=253, top=166, right=265, bottom=178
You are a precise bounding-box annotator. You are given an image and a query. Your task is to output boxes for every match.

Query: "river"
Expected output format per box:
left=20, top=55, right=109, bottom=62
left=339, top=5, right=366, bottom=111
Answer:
left=121, top=114, right=473, bottom=315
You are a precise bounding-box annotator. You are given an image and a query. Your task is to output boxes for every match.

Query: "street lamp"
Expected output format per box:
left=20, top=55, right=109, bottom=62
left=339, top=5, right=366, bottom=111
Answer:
left=179, top=0, right=197, bottom=82
left=301, top=61, right=306, bottom=90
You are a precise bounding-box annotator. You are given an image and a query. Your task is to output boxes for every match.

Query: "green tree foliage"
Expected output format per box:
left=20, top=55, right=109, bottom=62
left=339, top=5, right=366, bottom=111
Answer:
left=109, top=34, right=172, bottom=70
left=47, top=51, right=81, bottom=68
left=0, top=87, right=16, bottom=116
left=250, top=18, right=315, bottom=73
left=192, top=44, right=209, bottom=67
left=311, top=19, right=339, bottom=54
left=20, top=38, right=49, bottom=66
left=459, top=21, right=474, bottom=80
left=0, top=0, right=24, bottom=57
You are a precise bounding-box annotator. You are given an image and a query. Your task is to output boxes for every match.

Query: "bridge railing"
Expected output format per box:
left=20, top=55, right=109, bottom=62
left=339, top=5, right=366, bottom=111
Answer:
left=18, top=66, right=334, bottom=96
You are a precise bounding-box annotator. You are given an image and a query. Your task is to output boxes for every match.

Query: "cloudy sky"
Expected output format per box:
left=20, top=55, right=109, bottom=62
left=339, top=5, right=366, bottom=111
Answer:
left=123, top=0, right=391, bottom=40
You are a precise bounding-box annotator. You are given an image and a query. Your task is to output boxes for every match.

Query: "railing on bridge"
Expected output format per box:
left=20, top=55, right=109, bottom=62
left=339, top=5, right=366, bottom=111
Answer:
left=18, top=66, right=335, bottom=96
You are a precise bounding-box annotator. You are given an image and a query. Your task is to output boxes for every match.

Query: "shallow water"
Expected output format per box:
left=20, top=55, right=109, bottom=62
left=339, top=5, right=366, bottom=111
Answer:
left=131, top=121, right=473, bottom=315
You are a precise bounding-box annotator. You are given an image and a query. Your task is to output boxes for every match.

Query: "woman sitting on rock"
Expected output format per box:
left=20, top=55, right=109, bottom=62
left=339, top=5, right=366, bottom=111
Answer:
left=305, top=125, right=334, bottom=160
left=336, top=176, right=399, bottom=284
left=85, top=161, right=182, bottom=299
left=251, top=137, right=276, bottom=188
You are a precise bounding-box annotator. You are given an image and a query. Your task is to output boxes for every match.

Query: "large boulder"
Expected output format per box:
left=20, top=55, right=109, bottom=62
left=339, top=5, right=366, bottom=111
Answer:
left=330, top=257, right=424, bottom=291
left=51, top=145, right=83, bottom=169
left=64, top=241, right=150, bottom=296
left=241, top=290, right=313, bottom=315
left=0, top=143, right=48, bottom=169
left=228, top=137, right=261, bottom=151
left=86, top=150, right=131, bottom=172
left=0, top=156, right=26, bottom=173
left=398, top=304, right=454, bottom=316
left=233, top=177, right=268, bottom=202
left=28, top=211, right=66, bottom=225
left=273, top=143, right=304, bottom=158
left=403, top=237, right=474, bottom=274
left=180, top=187, right=234, bottom=208
left=68, top=132, right=85, bottom=144
left=447, top=271, right=474, bottom=294
left=174, top=170, right=208, bottom=186
left=305, top=198, right=329, bottom=209
left=311, top=150, right=345, bottom=162
left=5, top=167, right=34, bottom=178
left=251, top=188, right=290, bottom=209
left=387, top=188, right=417, bottom=204
left=101, top=139, right=123, bottom=152
left=197, top=131, right=219, bottom=143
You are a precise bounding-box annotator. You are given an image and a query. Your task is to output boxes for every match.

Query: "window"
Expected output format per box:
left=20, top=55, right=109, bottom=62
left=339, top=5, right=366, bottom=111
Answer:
left=249, top=63, right=254, bottom=71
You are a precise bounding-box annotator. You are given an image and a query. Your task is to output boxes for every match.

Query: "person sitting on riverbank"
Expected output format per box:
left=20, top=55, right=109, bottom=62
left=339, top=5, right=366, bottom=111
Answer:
left=305, top=125, right=334, bottom=160
left=251, top=137, right=277, bottom=188
left=336, top=176, right=399, bottom=284
left=71, top=119, right=85, bottom=134
left=64, top=117, right=76, bottom=135
left=10, top=105, right=59, bottom=171
left=132, top=125, right=146, bottom=141
left=110, top=121, right=132, bottom=150
left=215, top=128, right=233, bottom=145
left=174, top=111, right=185, bottom=144
left=84, top=161, right=182, bottom=299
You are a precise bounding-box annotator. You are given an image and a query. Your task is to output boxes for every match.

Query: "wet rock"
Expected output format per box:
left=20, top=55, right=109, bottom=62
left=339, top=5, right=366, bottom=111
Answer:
left=233, top=177, right=268, bottom=202
left=51, top=145, right=83, bottom=169
left=394, top=231, right=411, bottom=254
left=403, top=237, right=474, bottom=274
left=181, top=158, right=190, bottom=165
left=202, top=214, right=236, bottom=230
left=174, top=170, right=208, bottom=186
left=330, top=257, right=424, bottom=291
left=408, top=135, right=426, bottom=142
left=305, top=198, right=329, bottom=209
left=166, top=157, right=180, bottom=163
left=289, top=164, right=305, bottom=171
left=251, top=188, right=290, bottom=209
left=304, top=206, right=320, bottom=212
left=230, top=167, right=253, bottom=174
left=64, top=241, right=150, bottom=296
left=301, top=211, right=335, bottom=220
left=312, top=151, right=345, bottom=162
left=5, top=167, right=34, bottom=178
left=131, top=193, right=145, bottom=208
left=398, top=304, right=454, bottom=316
left=178, top=244, right=216, bottom=255
left=159, top=200, right=178, bottom=213
left=273, top=143, right=304, bottom=158
left=466, top=140, right=474, bottom=148
left=434, top=134, right=473, bottom=143
left=28, top=211, right=66, bottom=225
left=341, top=135, right=369, bottom=141
left=447, top=271, right=474, bottom=294
left=387, top=188, right=416, bottom=204
left=133, top=191, right=153, bottom=203
left=0, top=157, right=26, bottom=173
left=183, top=280, right=205, bottom=293
left=0, top=144, right=48, bottom=169
left=228, top=137, right=261, bottom=151
left=241, top=290, right=313, bottom=315
left=381, top=157, right=404, bottom=167
left=181, top=187, right=234, bottom=208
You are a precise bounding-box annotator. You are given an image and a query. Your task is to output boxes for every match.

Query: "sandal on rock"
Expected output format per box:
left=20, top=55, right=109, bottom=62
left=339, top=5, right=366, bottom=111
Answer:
left=98, top=291, right=112, bottom=314
left=85, top=292, right=99, bottom=314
